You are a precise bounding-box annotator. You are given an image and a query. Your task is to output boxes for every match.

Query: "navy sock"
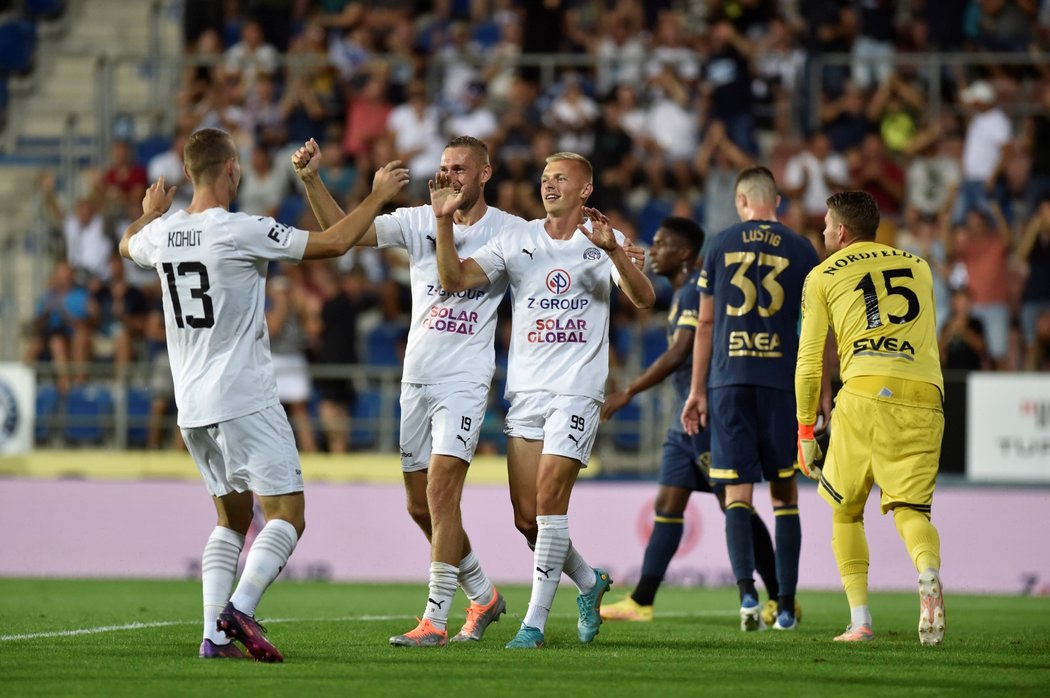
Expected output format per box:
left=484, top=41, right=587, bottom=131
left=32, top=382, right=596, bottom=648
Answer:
left=725, top=503, right=756, bottom=600
left=774, top=504, right=801, bottom=614
left=632, top=513, right=684, bottom=606
left=751, top=512, right=779, bottom=600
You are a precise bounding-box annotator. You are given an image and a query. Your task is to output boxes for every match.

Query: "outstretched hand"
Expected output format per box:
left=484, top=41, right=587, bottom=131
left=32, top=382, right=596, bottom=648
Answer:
left=372, top=160, right=410, bottom=202
left=291, top=138, right=322, bottom=178
left=429, top=172, right=464, bottom=218
left=579, top=206, right=618, bottom=251
left=142, top=176, right=176, bottom=217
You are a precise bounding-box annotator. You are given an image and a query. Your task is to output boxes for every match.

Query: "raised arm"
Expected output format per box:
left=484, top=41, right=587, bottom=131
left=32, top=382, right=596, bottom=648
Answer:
left=602, top=325, right=693, bottom=421
left=292, top=137, right=380, bottom=247
left=302, top=161, right=409, bottom=260
left=580, top=207, right=655, bottom=309
left=431, top=174, right=492, bottom=291
left=119, top=177, right=175, bottom=259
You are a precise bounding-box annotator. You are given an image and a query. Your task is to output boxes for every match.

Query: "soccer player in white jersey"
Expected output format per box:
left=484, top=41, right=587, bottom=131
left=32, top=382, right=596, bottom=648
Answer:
left=434, top=152, right=656, bottom=648
left=291, top=136, right=516, bottom=646
left=118, top=128, right=409, bottom=661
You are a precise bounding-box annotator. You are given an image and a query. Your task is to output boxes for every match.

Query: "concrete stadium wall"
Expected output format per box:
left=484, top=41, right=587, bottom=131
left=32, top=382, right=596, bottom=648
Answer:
left=1, top=477, right=1047, bottom=595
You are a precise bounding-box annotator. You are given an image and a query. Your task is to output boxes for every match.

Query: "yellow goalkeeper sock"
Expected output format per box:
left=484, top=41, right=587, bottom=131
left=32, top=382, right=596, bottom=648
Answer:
left=893, top=506, right=941, bottom=572
left=832, top=515, right=870, bottom=609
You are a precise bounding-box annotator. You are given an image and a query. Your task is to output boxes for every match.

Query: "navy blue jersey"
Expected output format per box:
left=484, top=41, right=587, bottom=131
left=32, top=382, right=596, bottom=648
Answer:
left=699, top=220, right=818, bottom=391
left=668, top=271, right=701, bottom=425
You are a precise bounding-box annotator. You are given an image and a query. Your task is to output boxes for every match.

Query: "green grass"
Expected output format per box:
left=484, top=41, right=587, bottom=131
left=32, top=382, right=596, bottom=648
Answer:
left=1, top=580, right=1048, bottom=697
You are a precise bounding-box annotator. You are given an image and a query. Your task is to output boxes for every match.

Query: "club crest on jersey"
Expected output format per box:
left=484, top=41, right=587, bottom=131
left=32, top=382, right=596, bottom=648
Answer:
left=546, top=269, right=571, bottom=294
left=583, top=247, right=601, bottom=260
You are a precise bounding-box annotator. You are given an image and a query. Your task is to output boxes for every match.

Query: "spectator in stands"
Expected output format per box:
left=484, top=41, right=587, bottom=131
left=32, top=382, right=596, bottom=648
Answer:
left=587, top=94, right=639, bottom=213
left=546, top=72, right=600, bottom=156
left=694, top=120, right=754, bottom=239
left=37, top=172, right=113, bottom=285
left=939, top=286, right=988, bottom=371
left=144, top=288, right=183, bottom=450
left=314, top=137, right=357, bottom=207
left=951, top=205, right=1012, bottom=369
left=100, top=139, right=148, bottom=216
left=223, top=18, right=278, bottom=98
left=236, top=145, right=290, bottom=219
left=446, top=81, right=500, bottom=147
left=93, top=256, right=148, bottom=372
left=753, top=15, right=807, bottom=133
left=387, top=78, right=445, bottom=201
left=1018, top=197, right=1050, bottom=370
left=1021, top=79, right=1050, bottom=217
left=850, top=0, right=897, bottom=89
left=342, top=66, right=393, bottom=168
left=309, top=263, right=375, bottom=453
left=592, top=9, right=647, bottom=99
left=820, top=81, right=873, bottom=154
left=267, top=270, right=318, bottom=453
left=897, top=211, right=952, bottom=334
left=903, top=120, right=962, bottom=224
left=849, top=132, right=905, bottom=221
left=646, top=9, right=701, bottom=88
left=642, top=64, right=699, bottom=194
left=247, top=73, right=289, bottom=151
left=782, top=130, right=850, bottom=233
left=954, top=80, right=1012, bottom=224
left=437, top=21, right=482, bottom=106
left=24, top=261, right=95, bottom=392
left=703, top=21, right=758, bottom=155
left=867, top=72, right=925, bottom=154
left=328, top=22, right=374, bottom=85
left=973, top=0, right=1032, bottom=52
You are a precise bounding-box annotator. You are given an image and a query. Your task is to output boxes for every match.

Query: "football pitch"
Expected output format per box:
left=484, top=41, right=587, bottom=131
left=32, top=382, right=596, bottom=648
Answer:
left=1, top=580, right=1048, bottom=696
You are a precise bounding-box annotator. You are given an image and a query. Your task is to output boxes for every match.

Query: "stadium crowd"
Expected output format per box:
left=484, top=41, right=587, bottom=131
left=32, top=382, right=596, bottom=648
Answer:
left=21, top=0, right=1050, bottom=449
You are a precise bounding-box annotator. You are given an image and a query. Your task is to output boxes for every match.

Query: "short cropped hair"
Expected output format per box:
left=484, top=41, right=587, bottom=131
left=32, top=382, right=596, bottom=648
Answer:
left=659, top=216, right=705, bottom=256
left=545, top=151, right=593, bottom=182
left=827, top=191, right=880, bottom=240
left=734, top=166, right=778, bottom=204
left=184, top=128, right=237, bottom=184
left=445, top=135, right=490, bottom=164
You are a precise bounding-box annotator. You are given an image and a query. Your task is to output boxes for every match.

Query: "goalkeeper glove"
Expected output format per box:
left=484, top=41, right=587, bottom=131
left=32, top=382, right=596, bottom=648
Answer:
left=797, top=422, right=823, bottom=481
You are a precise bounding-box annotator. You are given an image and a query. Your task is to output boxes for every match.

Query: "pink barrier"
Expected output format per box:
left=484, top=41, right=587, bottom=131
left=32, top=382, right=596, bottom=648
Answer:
left=1, top=479, right=1047, bottom=594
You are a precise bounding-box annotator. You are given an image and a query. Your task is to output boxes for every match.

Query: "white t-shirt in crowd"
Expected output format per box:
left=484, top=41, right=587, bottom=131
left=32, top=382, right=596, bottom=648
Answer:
left=129, top=208, right=308, bottom=427
left=783, top=150, right=850, bottom=216
left=374, top=204, right=521, bottom=386
left=962, top=108, right=1012, bottom=180
left=471, top=219, right=624, bottom=401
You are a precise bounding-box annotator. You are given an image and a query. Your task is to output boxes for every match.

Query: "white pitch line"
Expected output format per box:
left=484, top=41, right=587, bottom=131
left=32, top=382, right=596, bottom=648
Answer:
left=1, top=609, right=736, bottom=643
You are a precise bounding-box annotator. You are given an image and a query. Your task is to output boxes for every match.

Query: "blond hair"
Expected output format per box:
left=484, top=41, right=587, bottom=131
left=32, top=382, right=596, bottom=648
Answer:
left=545, top=151, right=593, bottom=182
left=184, top=128, right=237, bottom=184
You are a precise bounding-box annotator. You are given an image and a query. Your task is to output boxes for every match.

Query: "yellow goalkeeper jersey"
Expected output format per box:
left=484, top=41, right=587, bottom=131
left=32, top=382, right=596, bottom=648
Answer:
left=796, top=240, right=943, bottom=424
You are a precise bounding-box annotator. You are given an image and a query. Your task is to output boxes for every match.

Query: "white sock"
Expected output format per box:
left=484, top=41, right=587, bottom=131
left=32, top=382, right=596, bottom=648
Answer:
left=564, top=541, right=595, bottom=593
left=523, top=515, right=570, bottom=632
left=851, top=605, right=873, bottom=628
left=229, top=519, right=298, bottom=617
left=422, top=562, right=459, bottom=630
left=458, top=551, right=494, bottom=605
left=202, top=526, right=244, bottom=643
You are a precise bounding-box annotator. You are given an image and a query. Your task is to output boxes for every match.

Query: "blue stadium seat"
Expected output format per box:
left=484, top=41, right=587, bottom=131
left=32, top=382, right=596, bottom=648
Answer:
left=642, top=326, right=668, bottom=365
left=275, top=194, right=305, bottom=226
left=126, top=386, right=153, bottom=446
left=365, top=322, right=405, bottom=367
left=64, top=384, right=113, bottom=444
left=350, top=388, right=381, bottom=449
left=34, top=384, right=58, bottom=444
left=635, top=197, right=673, bottom=245
left=0, top=19, right=37, bottom=75
left=24, top=0, right=66, bottom=20
left=611, top=399, right=641, bottom=451
left=135, top=136, right=170, bottom=166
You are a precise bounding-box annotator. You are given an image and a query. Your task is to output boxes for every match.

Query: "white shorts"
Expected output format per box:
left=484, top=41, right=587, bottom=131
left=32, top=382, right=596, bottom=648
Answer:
left=504, top=391, right=600, bottom=467
left=272, top=352, right=311, bottom=404
left=182, top=403, right=304, bottom=497
left=398, top=381, right=489, bottom=472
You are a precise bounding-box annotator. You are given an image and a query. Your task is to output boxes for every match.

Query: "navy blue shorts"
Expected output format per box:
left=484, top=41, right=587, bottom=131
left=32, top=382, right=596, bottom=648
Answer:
left=708, top=385, right=796, bottom=484
left=658, top=428, right=715, bottom=492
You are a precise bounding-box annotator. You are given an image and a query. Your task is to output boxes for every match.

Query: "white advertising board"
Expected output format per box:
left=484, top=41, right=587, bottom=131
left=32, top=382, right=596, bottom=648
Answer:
left=967, top=373, right=1050, bottom=482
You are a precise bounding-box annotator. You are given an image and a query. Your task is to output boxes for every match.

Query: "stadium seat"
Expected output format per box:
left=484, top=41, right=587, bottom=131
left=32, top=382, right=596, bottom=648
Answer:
left=365, top=322, right=405, bottom=367
left=24, top=0, right=66, bottom=20
left=611, top=399, right=641, bottom=451
left=34, top=384, right=58, bottom=444
left=0, top=19, right=37, bottom=75
left=135, top=136, right=170, bottom=166
left=274, top=194, right=305, bottom=226
left=126, top=386, right=152, bottom=446
left=350, top=388, right=381, bottom=449
left=64, top=384, right=113, bottom=445
left=634, top=197, right=673, bottom=245
left=642, top=326, right=668, bottom=365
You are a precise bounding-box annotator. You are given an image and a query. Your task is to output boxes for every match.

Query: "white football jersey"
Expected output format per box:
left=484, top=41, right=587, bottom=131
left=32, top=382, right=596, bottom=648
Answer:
left=129, top=208, right=308, bottom=427
left=471, top=219, right=624, bottom=401
left=375, top=205, right=521, bottom=385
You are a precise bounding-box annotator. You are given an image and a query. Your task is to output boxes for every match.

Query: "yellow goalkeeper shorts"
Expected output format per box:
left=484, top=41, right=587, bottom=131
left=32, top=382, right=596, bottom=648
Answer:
left=818, top=376, right=944, bottom=516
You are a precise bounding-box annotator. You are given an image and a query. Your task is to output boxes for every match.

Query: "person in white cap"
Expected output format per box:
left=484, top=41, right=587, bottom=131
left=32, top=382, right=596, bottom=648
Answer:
left=953, top=80, right=1012, bottom=226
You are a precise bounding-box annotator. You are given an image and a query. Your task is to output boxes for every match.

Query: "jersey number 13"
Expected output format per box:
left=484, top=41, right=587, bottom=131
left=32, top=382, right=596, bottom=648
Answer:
left=162, top=261, right=215, bottom=329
